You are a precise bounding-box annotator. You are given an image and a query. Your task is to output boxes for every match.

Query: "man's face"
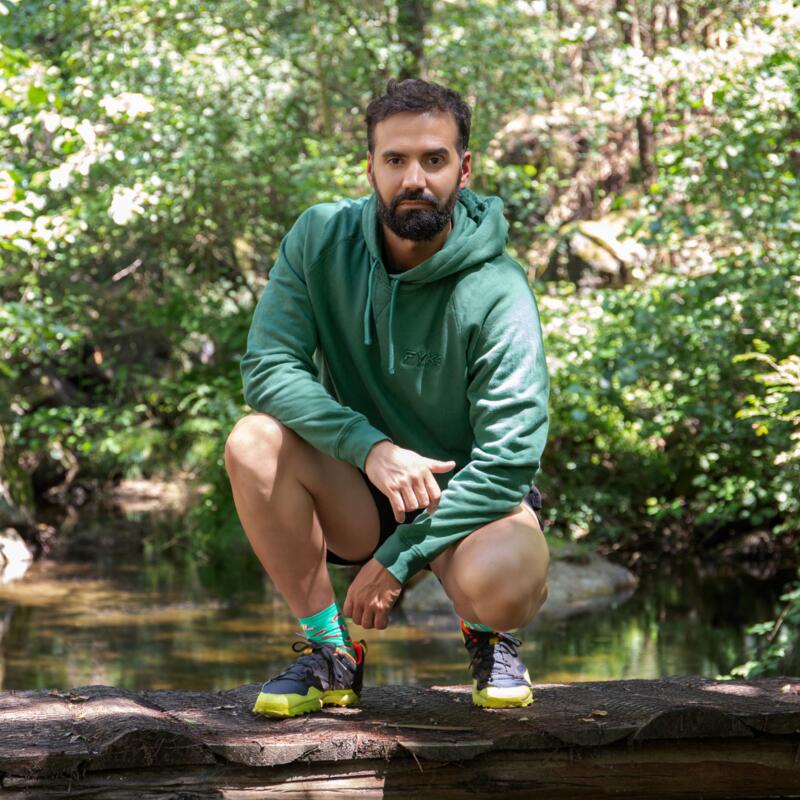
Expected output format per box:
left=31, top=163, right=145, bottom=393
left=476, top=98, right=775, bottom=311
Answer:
left=367, top=111, right=471, bottom=241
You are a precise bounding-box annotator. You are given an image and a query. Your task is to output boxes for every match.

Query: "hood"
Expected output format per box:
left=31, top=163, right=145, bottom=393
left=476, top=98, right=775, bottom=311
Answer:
left=360, top=188, right=509, bottom=374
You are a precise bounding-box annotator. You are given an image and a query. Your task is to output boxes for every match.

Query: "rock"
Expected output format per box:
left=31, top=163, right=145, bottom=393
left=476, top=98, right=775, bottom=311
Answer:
left=398, top=543, right=638, bottom=629
left=0, top=425, right=36, bottom=532
left=488, top=106, right=594, bottom=171
left=107, top=476, right=199, bottom=514
left=0, top=528, right=34, bottom=584
left=541, top=214, right=648, bottom=289
left=540, top=546, right=638, bottom=622
left=568, top=229, right=624, bottom=285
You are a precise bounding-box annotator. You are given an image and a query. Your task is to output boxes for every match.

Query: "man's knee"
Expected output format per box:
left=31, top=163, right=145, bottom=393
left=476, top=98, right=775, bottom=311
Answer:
left=462, top=576, right=546, bottom=631
left=448, top=543, right=548, bottom=628
left=457, top=545, right=543, bottom=598
left=223, top=413, right=290, bottom=477
left=525, top=580, right=549, bottom=623
left=493, top=576, right=549, bottom=629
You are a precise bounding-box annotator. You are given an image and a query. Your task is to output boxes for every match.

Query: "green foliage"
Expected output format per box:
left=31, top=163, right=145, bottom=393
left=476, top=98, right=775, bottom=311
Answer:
left=718, top=346, right=800, bottom=678
left=735, top=348, right=800, bottom=469
left=1, top=0, right=799, bottom=680
left=722, top=573, right=800, bottom=679
left=540, top=253, right=800, bottom=544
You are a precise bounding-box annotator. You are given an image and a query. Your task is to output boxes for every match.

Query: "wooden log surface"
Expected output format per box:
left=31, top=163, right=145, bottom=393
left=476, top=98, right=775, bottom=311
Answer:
left=2, top=676, right=800, bottom=799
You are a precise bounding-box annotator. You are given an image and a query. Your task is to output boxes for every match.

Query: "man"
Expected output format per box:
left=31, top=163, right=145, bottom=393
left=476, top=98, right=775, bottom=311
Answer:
left=224, top=78, right=550, bottom=719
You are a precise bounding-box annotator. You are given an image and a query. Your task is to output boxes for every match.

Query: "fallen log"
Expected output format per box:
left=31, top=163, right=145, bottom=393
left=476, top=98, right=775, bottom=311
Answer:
left=2, top=676, right=800, bottom=799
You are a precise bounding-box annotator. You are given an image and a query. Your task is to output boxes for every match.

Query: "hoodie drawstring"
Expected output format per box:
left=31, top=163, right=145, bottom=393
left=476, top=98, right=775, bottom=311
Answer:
left=363, top=256, right=400, bottom=375
left=387, top=278, right=399, bottom=375
left=363, top=257, right=377, bottom=346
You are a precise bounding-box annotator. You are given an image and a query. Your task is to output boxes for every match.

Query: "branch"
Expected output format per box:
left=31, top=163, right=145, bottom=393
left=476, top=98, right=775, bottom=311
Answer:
left=326, top=0, right=387, bottom=75
left=221, top=21, right=363, bottom=109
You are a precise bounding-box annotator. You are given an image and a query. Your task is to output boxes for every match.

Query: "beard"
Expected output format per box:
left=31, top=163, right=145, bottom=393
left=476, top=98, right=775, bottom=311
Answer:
left=375, top=177, right=461, bottom=241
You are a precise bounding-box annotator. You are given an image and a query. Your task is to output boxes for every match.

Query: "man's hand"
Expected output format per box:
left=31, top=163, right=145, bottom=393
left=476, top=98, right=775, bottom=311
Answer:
left=365, top=440, right=455, bottom=523
left=343, top=557, right=402, bottom=629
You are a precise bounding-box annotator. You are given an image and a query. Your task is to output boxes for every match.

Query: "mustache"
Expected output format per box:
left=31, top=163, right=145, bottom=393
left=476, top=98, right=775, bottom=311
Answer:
left=391, top=191, right=440, bottom=210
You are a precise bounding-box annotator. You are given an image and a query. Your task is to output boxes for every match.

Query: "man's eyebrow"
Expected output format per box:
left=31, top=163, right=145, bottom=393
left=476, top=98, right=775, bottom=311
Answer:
left=423, top=147, right=450, bottom=158
left=381, top=147, right=450, bottom=159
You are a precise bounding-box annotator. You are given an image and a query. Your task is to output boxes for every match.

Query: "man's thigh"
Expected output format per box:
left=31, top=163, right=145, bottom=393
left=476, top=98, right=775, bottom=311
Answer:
left=428, top=503, right=549, bottom=605
left=248, top=412, right=382, bottom=562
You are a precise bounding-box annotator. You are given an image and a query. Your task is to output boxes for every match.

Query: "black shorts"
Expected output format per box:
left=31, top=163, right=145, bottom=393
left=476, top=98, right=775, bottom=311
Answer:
left=325, top=470, right=543, bottom=568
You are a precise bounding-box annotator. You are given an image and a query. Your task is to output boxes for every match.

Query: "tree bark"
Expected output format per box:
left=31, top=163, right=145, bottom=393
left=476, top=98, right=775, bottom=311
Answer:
left=615, top=0, right=656, bottom=188
left=677, top=0, right=690, bottom=43
left=4, top=678, right=800, bottom=799
left=304, top=0, right=332, bottom=136
left=396, top=0, right=430, bottom=80
left=547, top=0, right=566, bottom=27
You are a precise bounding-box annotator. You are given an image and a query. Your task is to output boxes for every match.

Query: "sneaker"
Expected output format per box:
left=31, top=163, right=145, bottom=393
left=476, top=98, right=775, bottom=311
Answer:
left=461, top=621, right=533, bottom=708
left=252, top=638, right=366, bottom=718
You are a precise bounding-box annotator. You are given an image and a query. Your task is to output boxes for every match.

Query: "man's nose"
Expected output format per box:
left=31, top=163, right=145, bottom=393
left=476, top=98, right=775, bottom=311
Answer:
left=401, top=161, right=426, bottom=191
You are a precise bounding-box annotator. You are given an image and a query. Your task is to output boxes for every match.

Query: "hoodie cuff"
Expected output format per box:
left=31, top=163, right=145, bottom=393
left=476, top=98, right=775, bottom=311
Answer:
left=335, top=419, right=391, bottom=471
left=374, top=533, right=427, bottom=585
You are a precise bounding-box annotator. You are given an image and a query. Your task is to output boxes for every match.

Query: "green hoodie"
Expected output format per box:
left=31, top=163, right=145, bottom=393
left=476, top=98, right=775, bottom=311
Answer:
left=241, top=188, right=549, bottom=585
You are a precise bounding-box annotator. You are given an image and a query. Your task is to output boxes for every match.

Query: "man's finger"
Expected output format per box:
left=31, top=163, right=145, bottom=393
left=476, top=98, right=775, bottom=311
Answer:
left=423, top=473, right=440, bottom=514
left=342, top=592, right=353, bottom=619
left=374, top=607, right=388, bottom=629
left=388, top=490, right=406, bottom=523
left=412, top=477, right=430, bottom=510
left=361, top=607, right=375, bottom=629
left=399, top=485, right=418, bottom=513
left=429, top=459, right=456, bottom=473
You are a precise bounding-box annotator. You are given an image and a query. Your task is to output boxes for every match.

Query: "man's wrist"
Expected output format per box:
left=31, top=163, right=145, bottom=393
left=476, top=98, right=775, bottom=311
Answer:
left=364, top=438, right=393, bottom=470
left=370, top=556, right=401, bottom=586
left=373, top=532, right=420, bottom=586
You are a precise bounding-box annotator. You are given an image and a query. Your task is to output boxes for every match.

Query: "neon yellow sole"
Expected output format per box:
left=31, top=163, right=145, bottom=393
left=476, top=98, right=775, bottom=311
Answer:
left=252, top=687, right=360, bottom=718
left=320, top=688, right=360, bottom=707
left=471, top=679, right=533, bottom=709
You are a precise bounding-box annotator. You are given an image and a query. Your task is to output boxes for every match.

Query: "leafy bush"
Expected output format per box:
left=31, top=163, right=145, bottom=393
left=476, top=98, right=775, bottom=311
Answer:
left=539, top=252, right=800, bottom=548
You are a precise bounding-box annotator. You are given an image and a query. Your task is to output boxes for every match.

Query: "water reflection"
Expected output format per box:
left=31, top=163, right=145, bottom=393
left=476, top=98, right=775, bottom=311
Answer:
left=1, top=525, right=794, bottom=691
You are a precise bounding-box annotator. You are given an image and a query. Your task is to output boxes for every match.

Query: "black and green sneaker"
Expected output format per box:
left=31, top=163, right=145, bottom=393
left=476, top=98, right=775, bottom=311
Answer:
left=461, top=621, right=533, bottom=708
left=252, top=638, right=365, bottom=718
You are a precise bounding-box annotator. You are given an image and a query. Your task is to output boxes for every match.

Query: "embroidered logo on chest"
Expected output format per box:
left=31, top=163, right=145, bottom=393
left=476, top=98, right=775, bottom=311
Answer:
left=402, top=349, right=443, bottom=368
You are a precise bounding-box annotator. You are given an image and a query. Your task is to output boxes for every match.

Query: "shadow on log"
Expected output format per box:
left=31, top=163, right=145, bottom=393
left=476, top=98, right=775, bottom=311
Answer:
left=2, top=676, right=800, bottom=798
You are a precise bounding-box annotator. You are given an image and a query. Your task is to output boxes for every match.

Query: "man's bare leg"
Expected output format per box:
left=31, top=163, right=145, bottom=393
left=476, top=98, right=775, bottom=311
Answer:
left=223, top=412, right=381, bottom=617
left=224, top=413, right=383, bottom=718
left=428, top=506, right=549, bottom=708
left=429, top=504, right=550, bottom=632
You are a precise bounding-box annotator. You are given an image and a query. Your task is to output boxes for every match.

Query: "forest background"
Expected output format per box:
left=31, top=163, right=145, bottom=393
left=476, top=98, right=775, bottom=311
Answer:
left=1, top=0, right=799, bottom=680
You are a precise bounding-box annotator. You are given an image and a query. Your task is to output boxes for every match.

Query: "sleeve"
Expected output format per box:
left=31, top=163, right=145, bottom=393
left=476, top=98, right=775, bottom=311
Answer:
left=373, top=272, right=550, bottom=585
left=240, top=211, right=390, bottom=470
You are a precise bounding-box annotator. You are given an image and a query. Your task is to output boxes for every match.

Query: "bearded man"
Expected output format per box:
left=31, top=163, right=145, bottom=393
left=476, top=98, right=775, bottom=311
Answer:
left=224, top=78, right=550, bottom=718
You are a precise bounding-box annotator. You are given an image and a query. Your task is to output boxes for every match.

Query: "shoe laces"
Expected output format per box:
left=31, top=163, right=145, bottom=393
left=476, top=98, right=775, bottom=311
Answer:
left=273, top=637, right=355, bottom=688
left=466, top=630, right=524, bottom=681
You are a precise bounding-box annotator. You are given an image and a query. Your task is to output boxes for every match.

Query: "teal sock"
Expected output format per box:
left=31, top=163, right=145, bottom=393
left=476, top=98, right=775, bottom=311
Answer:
left=460, top=617, right=495, bottom=633
left=298, top=601, right=355, bottom=658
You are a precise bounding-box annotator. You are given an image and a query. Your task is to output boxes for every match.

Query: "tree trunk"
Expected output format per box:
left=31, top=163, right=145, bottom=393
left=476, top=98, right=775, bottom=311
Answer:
left=636, top=113, right=656, bottom=188
left=616, top=0, right=656, bottom=189
left=396, top=0, right=430, bottom=80
left=4, top=678, right=800, bottom=799
left=614, top=0, right=641, bottom=48
left=677, top=0, right=690, bottom=42
left=304, top=0, right=332, bottom=136
left=547, top=0, right=566, bottom=27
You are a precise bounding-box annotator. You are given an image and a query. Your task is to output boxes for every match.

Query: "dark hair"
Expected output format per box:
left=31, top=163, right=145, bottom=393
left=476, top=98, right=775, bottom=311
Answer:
left=365, top=78, right=472, bottom=155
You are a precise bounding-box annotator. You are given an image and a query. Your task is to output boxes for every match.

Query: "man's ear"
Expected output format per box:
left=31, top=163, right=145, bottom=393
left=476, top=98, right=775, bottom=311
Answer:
left=366, top=151, right=374, bottom=188
left=459, top=150, right=472, bottom=189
